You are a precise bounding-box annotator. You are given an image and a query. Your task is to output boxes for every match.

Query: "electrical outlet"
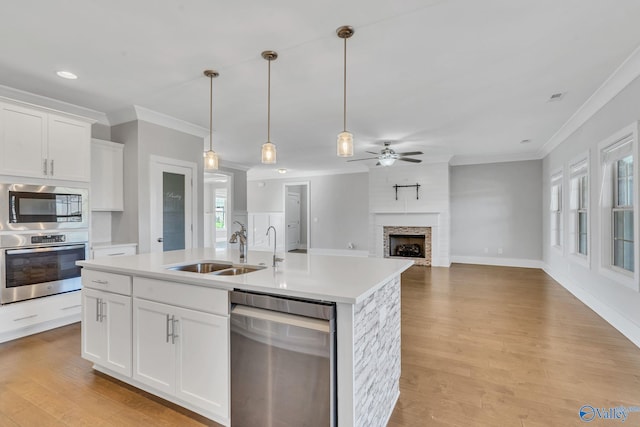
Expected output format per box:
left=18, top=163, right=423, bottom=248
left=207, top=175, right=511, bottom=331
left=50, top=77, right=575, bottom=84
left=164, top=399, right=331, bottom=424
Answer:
left=483, top=247, right=489, bottom=254
left=497, top=248, right=503, bottom=255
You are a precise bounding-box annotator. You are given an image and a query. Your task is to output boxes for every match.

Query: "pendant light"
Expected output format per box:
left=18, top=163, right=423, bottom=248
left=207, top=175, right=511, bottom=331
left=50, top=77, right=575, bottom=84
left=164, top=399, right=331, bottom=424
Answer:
left=337, top=25, right=355, bottom=157
left=261, top=51, right=278, bottom=164
left=203, top=69, right=219, bottom=171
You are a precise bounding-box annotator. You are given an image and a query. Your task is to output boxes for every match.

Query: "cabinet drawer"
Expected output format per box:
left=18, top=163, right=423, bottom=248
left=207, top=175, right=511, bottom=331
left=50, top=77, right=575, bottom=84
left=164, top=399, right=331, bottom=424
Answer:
left=0, top=291, right=81, bottom=335
left=82, top=270, right=132, bottom=295
left=92, top=245, right=136, bottom=259
left=134, top=277, right=228, bottom=316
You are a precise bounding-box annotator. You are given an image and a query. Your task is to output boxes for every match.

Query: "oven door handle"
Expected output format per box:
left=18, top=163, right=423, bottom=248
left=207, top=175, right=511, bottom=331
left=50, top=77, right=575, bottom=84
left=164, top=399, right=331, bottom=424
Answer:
left=5, top=244, right=86, bottom=255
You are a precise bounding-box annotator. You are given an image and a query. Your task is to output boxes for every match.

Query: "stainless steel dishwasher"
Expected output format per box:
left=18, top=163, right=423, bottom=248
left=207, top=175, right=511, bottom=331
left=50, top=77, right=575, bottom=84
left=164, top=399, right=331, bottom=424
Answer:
left=230, top=290, right=336, bottom=427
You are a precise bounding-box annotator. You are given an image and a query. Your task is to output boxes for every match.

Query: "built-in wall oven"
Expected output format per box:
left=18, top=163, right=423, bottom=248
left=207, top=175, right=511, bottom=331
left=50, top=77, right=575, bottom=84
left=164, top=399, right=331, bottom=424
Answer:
left=0, top=232, right=88, bottom=305
left=0, top=183, right=89, bottom=231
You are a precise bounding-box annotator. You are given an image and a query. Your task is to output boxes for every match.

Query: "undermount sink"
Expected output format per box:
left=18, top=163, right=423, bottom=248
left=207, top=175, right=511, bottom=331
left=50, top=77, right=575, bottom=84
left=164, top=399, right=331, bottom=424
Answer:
left=167, top=262, right=265, bottom=276
left=213, top=266, right=264, bottom=276
left=168, top=262, right=232, bottom=274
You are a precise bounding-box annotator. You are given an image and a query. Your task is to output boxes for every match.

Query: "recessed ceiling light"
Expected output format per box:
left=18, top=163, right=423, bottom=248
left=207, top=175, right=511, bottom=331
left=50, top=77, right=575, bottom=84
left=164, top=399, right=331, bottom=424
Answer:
left=56, top=70, right=78, bottom=80
left=548, top=92, right=564, bottom=102
left=277, top=168, right=287, bottom=174
left=520, top=139, right=532, bottom=144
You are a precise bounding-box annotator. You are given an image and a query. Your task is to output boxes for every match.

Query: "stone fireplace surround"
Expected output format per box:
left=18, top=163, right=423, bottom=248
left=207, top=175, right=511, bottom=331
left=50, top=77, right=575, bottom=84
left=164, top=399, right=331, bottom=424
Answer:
left=383, top=226, right=432, bottom=266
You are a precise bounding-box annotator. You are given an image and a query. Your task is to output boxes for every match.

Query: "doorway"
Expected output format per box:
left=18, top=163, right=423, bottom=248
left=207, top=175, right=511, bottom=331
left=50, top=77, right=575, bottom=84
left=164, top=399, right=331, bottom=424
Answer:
left=149, top=156, right=197, bottom=253
left=283, top=182, right=309, bottom=253
left=204, top=172, right=233, bottom=250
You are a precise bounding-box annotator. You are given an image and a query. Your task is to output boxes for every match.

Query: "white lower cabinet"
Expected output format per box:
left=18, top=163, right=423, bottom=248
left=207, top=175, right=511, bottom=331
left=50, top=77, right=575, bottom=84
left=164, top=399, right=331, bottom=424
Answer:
left=133, top=288, right=229, bottom=423
left=82, top=288, right=132, bottom=376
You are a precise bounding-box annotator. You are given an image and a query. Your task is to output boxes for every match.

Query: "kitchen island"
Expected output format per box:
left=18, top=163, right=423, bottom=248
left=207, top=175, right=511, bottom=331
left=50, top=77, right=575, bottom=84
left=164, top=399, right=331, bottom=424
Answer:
left=78, top=248, right=412, bottom=427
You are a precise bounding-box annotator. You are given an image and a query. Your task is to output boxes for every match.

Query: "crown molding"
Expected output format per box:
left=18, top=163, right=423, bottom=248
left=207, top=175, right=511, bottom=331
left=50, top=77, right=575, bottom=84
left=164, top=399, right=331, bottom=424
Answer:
left=0, top=84, right=106, bottom=124
left=539, top=44, right=640, bottom=158
left=219, top=160, right=251, bottom=172
left=450, top=150, right=541, bottom=166
left=107, top=105, right=209, bottom=138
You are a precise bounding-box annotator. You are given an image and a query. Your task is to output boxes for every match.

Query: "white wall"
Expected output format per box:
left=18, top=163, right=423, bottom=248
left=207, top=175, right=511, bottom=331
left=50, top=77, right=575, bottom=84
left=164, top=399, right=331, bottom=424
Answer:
left=543, top=74, right=640, bottom=348
left=450, top=160, right=543, bottom=267
left=247, top=173, right=369, bottom=252
left=369, top=162, right=451, bottom=266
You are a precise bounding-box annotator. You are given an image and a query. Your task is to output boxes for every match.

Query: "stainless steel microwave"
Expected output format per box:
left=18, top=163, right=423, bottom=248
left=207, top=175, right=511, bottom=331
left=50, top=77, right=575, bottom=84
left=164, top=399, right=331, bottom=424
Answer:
left=0, top=184, right=89, bottom=231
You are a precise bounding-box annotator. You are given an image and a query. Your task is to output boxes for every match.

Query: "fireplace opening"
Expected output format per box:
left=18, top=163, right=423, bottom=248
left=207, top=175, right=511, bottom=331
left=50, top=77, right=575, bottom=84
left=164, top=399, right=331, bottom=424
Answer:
left=389, top=234, right=425, bottom=258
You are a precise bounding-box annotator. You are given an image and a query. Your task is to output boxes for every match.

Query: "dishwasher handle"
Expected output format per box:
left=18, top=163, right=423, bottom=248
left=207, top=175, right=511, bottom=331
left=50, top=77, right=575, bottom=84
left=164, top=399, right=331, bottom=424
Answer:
left=231, top=305, right=330, bottom=333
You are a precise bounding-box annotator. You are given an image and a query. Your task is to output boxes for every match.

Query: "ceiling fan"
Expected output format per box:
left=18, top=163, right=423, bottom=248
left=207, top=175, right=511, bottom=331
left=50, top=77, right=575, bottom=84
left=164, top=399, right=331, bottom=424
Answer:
left=347, top=142, right=423, bottom=166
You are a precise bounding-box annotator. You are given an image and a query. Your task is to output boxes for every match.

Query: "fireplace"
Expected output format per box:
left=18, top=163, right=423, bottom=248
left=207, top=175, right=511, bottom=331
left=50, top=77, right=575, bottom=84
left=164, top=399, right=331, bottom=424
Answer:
left=383, top=226, right=431, bottom=266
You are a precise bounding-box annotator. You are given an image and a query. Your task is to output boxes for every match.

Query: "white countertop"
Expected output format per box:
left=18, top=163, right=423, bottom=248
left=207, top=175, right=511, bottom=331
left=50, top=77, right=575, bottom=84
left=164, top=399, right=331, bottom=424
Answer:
left=77, top=248, right=413, bottom=304
left=91, top=242, right=138, bottom=249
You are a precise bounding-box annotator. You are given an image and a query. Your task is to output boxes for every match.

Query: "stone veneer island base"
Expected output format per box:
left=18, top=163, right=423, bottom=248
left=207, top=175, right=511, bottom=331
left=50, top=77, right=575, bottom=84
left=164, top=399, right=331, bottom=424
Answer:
left=78, top=249, right=412, bottom=427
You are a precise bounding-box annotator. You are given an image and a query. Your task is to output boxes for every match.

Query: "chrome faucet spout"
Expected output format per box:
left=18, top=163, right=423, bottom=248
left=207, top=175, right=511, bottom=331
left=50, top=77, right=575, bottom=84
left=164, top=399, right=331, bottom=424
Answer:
left=266, top=226, right=283, bottom=268
left=229, top=221, right=248, bottom=262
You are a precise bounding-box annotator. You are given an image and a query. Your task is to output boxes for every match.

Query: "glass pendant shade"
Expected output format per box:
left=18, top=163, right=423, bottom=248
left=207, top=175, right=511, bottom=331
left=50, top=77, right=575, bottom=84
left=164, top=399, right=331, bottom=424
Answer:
left=204, top=149, right=219, bottom=171
left=337, top=131, right=354, bottom=157
left=261, top=142, right=277, bottom=164
left=379, top=157, right=396, bottom=167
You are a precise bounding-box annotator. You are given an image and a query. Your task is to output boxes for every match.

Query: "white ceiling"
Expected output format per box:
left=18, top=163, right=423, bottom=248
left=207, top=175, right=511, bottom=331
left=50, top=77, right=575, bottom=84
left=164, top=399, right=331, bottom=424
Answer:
left=2, top=0, right=640, bottom=176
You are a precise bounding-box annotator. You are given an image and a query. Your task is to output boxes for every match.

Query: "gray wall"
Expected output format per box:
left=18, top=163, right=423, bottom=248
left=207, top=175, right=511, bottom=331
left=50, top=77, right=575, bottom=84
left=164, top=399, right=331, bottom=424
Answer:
left=110, top=120, right=205, bottom=253
left=247, top=173, right=369, bottom=251
left=543, top=74, right=640, bottom=344
left=91, top=123, right=111, bottom=140
left=219, top=165, right=247, bottom=214
left=451, top=160, right=543, bottom=261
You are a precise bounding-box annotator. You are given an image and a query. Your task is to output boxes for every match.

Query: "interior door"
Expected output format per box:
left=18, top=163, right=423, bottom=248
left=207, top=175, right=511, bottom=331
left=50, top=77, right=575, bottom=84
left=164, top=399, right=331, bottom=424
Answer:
left=285, top=192, right=301, bottom=252
left=150, top=159, right=194, bottom=253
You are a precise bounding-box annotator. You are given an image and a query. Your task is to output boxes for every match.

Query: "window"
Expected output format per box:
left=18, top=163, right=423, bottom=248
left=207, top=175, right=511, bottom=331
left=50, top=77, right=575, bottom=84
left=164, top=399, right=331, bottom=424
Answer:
left=613, top=155, right=633, bottom=271
left=550, top=173, right=563, bottom=248
left=215, top=196, right=226, bottom=230
left=569, top=159, right=588, bottom=257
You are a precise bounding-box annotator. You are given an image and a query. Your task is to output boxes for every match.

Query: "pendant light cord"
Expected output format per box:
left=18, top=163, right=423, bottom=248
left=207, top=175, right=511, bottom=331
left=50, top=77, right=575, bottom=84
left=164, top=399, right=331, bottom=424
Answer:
left=209, top=74, right=213, bottom=151
left=267, top=58, right=271, bottom=143
left=343, top=36, right=347, bottom=132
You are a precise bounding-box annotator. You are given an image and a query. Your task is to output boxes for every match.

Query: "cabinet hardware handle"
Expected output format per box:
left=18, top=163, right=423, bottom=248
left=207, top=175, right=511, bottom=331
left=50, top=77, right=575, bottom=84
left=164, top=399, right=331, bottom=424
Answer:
left=13, top=314, right=38, bottom=322
left=50, top=159, right=54, bottom=176
left=100, top=301, right=107, bottom=321
left=61, top=304, right=82, bottom=311
left=92, top=279, right=109, bottom=285
left=172, top=317, right=179, bottom=344
left=96, top=298, right=101, bottom=322
left=43, top=158, right=48, bottom=175
left=166, top=314, right=171, bottom=343
left=108, top=252, right=125, bottom=256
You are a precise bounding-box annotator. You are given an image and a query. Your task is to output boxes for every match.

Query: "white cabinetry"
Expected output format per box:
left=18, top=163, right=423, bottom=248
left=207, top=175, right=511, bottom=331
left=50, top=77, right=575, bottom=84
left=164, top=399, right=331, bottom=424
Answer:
left=248, top=212, right=284, bottom=252
left=133, top=277, right=229, bottom=424
left=81, top=270, right=132, bottom=377
left=91, top=139, right=124, bottom=211
left=92, top=243, right=137, bottom=259
left=0, top=291, right=82, bottom=343
left=0, top=101, right=90, bottom=181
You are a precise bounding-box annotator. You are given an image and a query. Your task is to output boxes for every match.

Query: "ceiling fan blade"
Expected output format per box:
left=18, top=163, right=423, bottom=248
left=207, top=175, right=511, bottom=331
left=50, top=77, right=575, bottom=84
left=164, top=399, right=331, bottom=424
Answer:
left=375, top=162, right=381, bottom=166
left=398, top=157, right=422, bottom=163
left=365, top=151, right=380, bottom=155
left=396, top=151, right=423, bottom=156
left=346, top=157, right=380, bottom=162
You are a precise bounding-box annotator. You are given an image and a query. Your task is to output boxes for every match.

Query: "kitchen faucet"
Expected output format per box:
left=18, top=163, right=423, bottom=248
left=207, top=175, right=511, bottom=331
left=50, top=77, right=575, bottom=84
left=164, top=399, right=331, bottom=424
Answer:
left=229, top=221, right=247, bottom=263
left=266, top=226, right=284, bottom=268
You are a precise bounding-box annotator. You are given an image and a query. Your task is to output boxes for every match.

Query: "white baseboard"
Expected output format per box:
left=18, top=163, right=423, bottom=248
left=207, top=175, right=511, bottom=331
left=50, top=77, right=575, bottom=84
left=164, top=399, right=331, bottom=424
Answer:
left=308, top=248, right=369, bottom=257
left=451, top=255, right=543, bottom=269
left=543, top=265, right=640, bottom=350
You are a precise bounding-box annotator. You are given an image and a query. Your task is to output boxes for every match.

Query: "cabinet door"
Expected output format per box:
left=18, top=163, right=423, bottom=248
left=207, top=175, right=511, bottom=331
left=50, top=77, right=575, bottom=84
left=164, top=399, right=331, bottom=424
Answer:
left=0, top=103, right=47, bottom=178
left=82, top=289, right=106, bottom=364
left=48, top=114, right=90, bottom=181
left=133, top=298, right=175, bottom=394
left=104, top=292, right=132, bottom=376
left=174, top=306, right=229, bottom=419
left=91, top=139, right=124, bottom=211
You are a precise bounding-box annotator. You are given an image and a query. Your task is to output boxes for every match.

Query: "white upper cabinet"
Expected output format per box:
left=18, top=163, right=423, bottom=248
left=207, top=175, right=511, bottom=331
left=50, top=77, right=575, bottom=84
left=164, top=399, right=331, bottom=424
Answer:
left=91, top=139, right=124, bottom=211
left=0, top=101, right=91, bottom=181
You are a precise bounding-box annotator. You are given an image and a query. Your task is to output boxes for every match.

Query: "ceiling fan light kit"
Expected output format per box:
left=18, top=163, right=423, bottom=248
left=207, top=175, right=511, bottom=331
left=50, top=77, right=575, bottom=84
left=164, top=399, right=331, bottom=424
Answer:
left=203, top=69, right=220, bottom=171
left=337, top=25, right=355, bottom=158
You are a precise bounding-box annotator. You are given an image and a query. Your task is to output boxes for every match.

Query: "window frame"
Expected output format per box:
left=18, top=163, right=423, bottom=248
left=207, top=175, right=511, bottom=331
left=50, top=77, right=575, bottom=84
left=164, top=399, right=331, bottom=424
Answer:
left=569, top=155, right=589, bottom=266
left=550, top=171, right=563, bottom=251
left=598, top=122, right=640, bottom=291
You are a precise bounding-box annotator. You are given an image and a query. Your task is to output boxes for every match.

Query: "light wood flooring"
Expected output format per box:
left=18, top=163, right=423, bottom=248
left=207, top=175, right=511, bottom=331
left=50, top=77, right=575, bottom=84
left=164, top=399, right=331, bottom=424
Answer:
left=1, top=264, right=639, bottom=426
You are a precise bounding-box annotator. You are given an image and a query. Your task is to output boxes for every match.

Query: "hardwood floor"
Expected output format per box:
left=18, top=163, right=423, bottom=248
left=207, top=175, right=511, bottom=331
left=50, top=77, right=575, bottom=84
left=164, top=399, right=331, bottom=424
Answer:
left=1, top=264, right=639, bottom=426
